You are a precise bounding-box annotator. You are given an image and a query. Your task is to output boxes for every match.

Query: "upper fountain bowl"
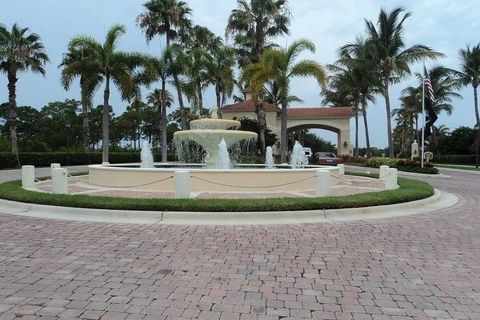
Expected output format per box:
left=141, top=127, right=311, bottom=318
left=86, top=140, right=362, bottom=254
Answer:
left=189, top=118, right=241, bottom=130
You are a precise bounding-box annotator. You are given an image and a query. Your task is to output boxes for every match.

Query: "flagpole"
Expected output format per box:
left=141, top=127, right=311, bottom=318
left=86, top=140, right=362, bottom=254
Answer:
left=421, top=70, right=426, bottom=169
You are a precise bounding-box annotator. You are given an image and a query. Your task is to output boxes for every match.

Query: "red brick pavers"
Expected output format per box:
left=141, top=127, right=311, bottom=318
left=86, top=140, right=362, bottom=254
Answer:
left=0, top=170, right=479, bottom=319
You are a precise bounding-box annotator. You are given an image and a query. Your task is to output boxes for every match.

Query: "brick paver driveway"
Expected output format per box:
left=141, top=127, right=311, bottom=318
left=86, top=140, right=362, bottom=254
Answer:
left=0, top=169, right=478, bottom=319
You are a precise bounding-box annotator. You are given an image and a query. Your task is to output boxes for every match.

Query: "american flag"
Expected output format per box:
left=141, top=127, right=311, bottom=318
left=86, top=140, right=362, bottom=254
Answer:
left=424, top=71, right=435, bottom=103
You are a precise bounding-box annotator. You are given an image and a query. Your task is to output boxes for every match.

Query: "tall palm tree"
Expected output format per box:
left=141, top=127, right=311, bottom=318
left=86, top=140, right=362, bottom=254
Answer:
left=455, top=44, right=480, bottom=126
left=337, top=37, right=379, bottom=156
left=137, top=0, right=192, bottom=129
left=352, top=7, right=443, bottom=157
left=226, top=0, right=291, bottom=65
left=142, top=53, right=173, bottom=162
left=206, top=44, right=236, bottom=118
left=323, top=69, right=361, bottom=156
left=0, top=24, right=49, bottom=158
left=68, top=24, right=143, bottom=162
left=182, top=25, right=220, bottom=117
left=226, top=0, right=291, bottom=154
left=60, top=44, right=102, bottom=151
left=243, top=39, right=326, bottom=162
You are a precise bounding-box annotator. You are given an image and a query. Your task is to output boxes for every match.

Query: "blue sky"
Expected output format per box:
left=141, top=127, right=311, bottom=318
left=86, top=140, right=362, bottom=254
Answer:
left=1, top=0, right=480, bottom=148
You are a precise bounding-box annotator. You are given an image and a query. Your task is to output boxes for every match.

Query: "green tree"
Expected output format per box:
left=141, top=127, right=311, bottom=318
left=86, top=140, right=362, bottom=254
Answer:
left=226, top=0, right=291, bottom=155
left=0, top=23, right=49, bottom=159
left=68, top=24, right=143, bottom=162
left=358, top=8, right=443, bottom=157
left=243, top=39, right=326, bottom=162
left=206, top=44, right=236, bottom=118
left=336, top=37, right=379, bottom=156
left=455, top=44, right=480, bottom=126
left=137, top=0, right=192, bottom=129
left=60, top=43, right=102, bottom=151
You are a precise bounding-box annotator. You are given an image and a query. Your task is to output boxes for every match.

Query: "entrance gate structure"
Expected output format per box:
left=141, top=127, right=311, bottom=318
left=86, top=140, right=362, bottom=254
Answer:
left=221, top=100, right=354, bottom=155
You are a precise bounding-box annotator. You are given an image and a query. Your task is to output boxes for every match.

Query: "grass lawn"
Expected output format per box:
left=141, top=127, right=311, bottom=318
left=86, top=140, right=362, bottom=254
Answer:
left=0, top=173, right=434, bottom=212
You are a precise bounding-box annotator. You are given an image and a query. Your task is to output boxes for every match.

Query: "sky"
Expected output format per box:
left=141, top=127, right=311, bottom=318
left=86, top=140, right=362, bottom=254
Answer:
left=1, top=0, right=480, bottom=148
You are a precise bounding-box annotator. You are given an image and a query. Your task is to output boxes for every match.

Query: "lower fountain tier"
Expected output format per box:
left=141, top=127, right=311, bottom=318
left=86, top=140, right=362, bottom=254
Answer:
left=174, top=130, right=258, bottom=167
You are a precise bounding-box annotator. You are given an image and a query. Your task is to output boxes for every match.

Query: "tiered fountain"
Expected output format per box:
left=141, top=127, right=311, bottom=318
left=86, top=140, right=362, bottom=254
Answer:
left=173, top=114, right=257, bottom=168
left=87, top=113, right=339, bottom=195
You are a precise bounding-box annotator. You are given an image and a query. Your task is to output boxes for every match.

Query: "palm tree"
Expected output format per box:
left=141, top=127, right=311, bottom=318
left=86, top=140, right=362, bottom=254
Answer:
left=323, top=69, right=361, bottom=156
left=68, top=24, right=143, bottom=162
left=353, top=7, right=443, bottom=158
left=243, top=39, right=327, bottom=162
left=226, top=0, right=291, bottom=65
left=337, top=37, right=379, bottom=156
left=142, top=53, right=173, bottom=161
left=60, top=44, right=102, bottom=151
left=137, top=0, right=192, bottom=130
left=226, top=0, right=291, bottom=154
left=206, top=44, right=236, bottom=118
left=0, top=24, right=49, bottom=158
left=398, top=66, right=461, bottom=153
left=455, top=44, right=480, bottom=126
left=182, top=25, right=220, bottom=117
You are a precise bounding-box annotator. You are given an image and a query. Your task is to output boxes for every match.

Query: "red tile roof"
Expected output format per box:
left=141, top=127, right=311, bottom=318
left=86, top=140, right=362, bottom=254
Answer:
left=222, top=100, right=353, bottom=119
left=287, top=107, right=353, bottom=118
left=222, top=99, right=280, bottom=112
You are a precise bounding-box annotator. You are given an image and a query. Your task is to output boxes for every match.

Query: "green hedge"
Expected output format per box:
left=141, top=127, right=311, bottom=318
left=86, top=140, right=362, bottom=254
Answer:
left=0, top=152, right=177, bottom=169
left=434, top=155, right=477, bottom=165
left=366, top=157, right=438, bottom=174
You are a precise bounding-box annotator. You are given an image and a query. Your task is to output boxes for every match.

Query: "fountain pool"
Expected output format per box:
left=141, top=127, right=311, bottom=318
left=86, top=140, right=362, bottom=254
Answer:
left=88, top=116, right=339, bottom=197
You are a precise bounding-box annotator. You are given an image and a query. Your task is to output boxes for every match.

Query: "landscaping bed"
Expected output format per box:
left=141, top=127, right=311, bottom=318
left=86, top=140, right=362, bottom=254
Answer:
left=0, top=174, right=434, bottom=212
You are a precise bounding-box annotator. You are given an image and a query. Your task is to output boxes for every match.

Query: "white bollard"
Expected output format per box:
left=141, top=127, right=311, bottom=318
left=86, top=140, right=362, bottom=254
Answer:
left=102, top=162, right=110, bottom=166
left=50, top=163, right=61, bottom=178
left=315, top=169, right=331, bottom=197
left=174, top=170, right=191, bottom=199
left=22, top=165, right=35, bottom=188
left=384, top=168, right=399, bottom=190
left=52, top=168, right=68, bottom=194
left=379, top=165, right=389, bottom=181
left=337, top=164, right=345, bottom=175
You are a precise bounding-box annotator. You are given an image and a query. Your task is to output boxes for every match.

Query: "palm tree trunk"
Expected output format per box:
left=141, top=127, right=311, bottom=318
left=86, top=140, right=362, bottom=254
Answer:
left=280, top=98, right=288, bottom=163
left=197, top=81, right=203, bottom=115
left=384, top=77, right=394, bottom=158
left=354, top=105, right=359, bottom=157
left=160, top=80, right=167, bottom=162
left=7, top=70, right=19, bottom=163
left=80, top=79, right=90, bottom=152
left=215, top=81, right=222, bottom=119
left=102, top=75, right=111, bottom=163
left=255, top=97, right=266, bottom=157
left=362, top=101, right=371, bottom=156
left=173, top=75, right=187, bottom=129
left=474, top=86, right=479, bottom=125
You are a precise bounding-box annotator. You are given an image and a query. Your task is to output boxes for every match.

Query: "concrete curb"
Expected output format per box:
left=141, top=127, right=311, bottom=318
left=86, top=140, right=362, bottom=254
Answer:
left=0, top=189, right=458, bottom=225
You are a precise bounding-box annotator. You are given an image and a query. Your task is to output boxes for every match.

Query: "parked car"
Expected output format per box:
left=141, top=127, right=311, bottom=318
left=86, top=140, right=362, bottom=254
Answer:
left=311, top=152, right=341, bottom=165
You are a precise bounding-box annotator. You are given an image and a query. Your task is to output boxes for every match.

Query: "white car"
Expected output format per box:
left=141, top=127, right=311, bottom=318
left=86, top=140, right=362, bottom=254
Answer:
left=303, top=147, right=312, bottom=162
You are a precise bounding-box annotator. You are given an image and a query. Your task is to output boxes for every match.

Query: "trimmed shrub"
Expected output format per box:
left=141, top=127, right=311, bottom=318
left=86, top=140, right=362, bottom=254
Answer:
left=366, top=157, right=438, bottom=174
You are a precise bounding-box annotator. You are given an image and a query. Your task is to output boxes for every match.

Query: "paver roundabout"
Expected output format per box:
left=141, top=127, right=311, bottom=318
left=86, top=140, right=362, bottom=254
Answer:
left=0, top=166, right=478, bottom=319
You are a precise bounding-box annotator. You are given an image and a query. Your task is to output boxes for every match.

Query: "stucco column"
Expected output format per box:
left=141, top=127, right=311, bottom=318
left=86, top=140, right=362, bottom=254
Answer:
left=338, top=130, right=350, bottom=155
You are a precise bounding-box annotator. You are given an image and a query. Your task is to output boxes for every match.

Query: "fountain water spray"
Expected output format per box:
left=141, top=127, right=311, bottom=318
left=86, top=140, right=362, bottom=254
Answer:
left=290, top=141, right=308, bottom=169
left=265, top=146, right=274, bottom=169
left=217, top=139, right=232, bottom=169
left=140, top=141, right=154, bottom=168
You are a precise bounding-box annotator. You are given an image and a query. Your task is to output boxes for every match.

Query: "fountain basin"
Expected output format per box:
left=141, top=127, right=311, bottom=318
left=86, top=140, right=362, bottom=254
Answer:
left=88, top=164, right=340, bottom=193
